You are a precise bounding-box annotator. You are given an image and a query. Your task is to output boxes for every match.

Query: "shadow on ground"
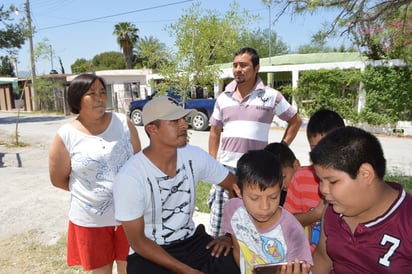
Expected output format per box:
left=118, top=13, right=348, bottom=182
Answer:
left=0, top=115, right=67, bottom=125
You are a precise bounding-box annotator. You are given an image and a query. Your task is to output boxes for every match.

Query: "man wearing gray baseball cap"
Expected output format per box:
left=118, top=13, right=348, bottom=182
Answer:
left=113, top=96, right=239, bottom=273
left=142, top=95, right=196, bottom=126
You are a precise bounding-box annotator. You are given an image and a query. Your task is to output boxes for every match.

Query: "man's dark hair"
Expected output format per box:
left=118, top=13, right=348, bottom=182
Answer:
left=310, top=126, right=386, bottom=179
left=264, top=142, right=296, bottom=168
left=67, top=73, right=106, bottom=114
left=234, top=47, right=260, bottom=67
left=307, top=109, right=345, bottom=139
left=237, top=150, right=283, bottom=193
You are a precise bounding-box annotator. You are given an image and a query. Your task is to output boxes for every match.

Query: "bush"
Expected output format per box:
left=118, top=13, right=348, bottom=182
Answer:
left=293, top=69, right=361, bottom=121
left=361, top=65, right=412, bottom=125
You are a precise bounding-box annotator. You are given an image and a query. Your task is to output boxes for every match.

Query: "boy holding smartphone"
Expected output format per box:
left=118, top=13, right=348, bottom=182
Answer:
left=222, top=150, right=312, bottom=274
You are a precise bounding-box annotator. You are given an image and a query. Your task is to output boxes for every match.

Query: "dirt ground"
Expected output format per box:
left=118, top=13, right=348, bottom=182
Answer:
left=0, top=112, right=210, bottom=273
left=1, top=112, right=411, bottom=273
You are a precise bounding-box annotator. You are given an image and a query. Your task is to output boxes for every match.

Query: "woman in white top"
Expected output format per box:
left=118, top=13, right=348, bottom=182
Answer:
left=49, top=73, right=141, bottom=274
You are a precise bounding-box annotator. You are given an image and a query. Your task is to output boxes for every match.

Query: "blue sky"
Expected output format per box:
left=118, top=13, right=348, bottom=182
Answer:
left=3, top=0, right=346, bottom=75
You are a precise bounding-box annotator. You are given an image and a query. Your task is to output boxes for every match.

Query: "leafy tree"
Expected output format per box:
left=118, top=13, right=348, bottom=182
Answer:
left=0, top=4, right=27, bottom=51
left=71, top=52, right=125, bottom=73
left=261, top=0, right=412, bottom=61
left=33, top=77, right=62, bottom=111
left=71, top=58, right=92, bottom=73
left=352, top=7, right=412, bottom=61
left=158, top=1, right=255, bottom=96
left=113, top=22, right=139, bottom=69
left=33, top=38, right=57, bottom=74
left=0, top=56, right=15, bottom=76
left=134, top=36, right=168, bottom=70
left=262, top=0, right=411, bottom=34
left=91, top=51, right=126, bottom=71
left=237, top=28, right=289, bottom=56
left=297, top=29, right=332, bottom=53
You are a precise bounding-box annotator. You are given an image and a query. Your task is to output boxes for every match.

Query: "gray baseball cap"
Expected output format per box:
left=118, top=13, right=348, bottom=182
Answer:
left=142, top=96, right=196, bottom=125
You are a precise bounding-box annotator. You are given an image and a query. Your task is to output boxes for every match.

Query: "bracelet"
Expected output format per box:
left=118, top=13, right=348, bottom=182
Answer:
left=281, top=140, right=288, bottom=146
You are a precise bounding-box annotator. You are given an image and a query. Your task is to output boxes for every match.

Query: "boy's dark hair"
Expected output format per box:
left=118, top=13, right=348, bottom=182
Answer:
left=237, top=150, right=283, bottom=193
left=310, top=126, right=386, bottom=179
left=67, top=73, right=106, bottom=114
left=235, top=47, right=259, bottom=67
left=306, top=109, right=345, bottom=139
left=264, top=142, right=296, bottom=168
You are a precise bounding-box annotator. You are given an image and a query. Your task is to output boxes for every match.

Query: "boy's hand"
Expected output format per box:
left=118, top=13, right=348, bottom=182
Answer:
left=278, top=259, right=311, bottom=274
left=206, top=234, right=232, bottom=257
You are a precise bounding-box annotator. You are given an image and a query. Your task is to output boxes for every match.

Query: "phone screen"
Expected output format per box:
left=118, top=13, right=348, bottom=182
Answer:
left=252, top=263, right=285, bottom=274
left=252, top=261, right=304, bottom=274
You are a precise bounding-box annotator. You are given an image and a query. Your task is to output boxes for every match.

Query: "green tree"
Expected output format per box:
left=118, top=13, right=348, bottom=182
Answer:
left=71, top=52, right=125, bottom=73
left=0, top=56, right=15, bottom=76
left=262, top=0, right=412, bottom=61
left=113, top=22, right=139, bottom=69
left=92, top=51, right=126, bottom=71
left=33, top=38, right=56, bottom=74
left=352, top=7, right=412, bottom=61
left=33, top=77, right=62, bottom=111
left=298, top=29, right=332, bottom=53
left=71, top=58, right=92, bottom=73
left=159, top=1, right=255, bottom=95
left=134, top=36, right=168, bottom=70
left=0, top=4, right=27, bottom=51
left=237, top=28, right=289, bottom=56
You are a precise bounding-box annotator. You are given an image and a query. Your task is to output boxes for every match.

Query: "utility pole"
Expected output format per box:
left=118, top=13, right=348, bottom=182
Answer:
left=49, top=44, right=58, bottom=74
left=267, top=4, right=274, bottom=88
left=50, top=45, right=53, bottom=71
left=268, top=4, right=272, bottom=65
left=25, top=0, right=37, bottom=110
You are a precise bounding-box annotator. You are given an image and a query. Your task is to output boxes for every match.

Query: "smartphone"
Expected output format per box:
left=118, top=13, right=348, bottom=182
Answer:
left=252, top=261, right=305, bottom=274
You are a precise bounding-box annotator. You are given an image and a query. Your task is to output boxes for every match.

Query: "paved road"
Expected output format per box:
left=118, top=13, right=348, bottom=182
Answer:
left=0, top=112, right=411, bottom=245
left=1, top=112, right=411, bottom=174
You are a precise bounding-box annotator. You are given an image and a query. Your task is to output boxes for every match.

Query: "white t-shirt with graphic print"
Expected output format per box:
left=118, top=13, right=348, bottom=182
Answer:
left=114, top=144, right=229, bottom=247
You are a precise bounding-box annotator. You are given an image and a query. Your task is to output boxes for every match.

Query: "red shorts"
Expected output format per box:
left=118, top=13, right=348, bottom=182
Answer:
left=67, top=221, right=129, bottom=271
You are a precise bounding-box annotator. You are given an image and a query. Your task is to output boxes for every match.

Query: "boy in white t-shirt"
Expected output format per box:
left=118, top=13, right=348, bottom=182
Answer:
left=223, top=150, right=312, bottom=274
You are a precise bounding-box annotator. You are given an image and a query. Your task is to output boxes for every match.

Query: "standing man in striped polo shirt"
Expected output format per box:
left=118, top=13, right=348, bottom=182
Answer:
left=207, top=47, right=302, bottom=237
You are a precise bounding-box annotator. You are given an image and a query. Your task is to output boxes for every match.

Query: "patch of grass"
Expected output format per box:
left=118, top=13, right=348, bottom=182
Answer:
left=196, top=181, right=212, bottom=213
left=385, top=173, right=412, bottom=193
left=0, top=230, right=86, bottom=273
left=0, top=135, right=29, bottom=148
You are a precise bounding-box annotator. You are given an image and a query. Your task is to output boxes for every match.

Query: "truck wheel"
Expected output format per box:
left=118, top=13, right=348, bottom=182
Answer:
left=131, top=109, right=143, bottom=126
left=191, top=111, right=209, bottom=131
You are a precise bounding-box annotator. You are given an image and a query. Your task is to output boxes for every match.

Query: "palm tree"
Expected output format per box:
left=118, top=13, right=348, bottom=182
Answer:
left=134, top=36, right=168, bottom=70
left=113, top=22, right=139, bottom=69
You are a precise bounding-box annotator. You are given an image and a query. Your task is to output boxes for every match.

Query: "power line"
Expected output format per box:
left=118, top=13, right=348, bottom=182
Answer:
left=37, top=0, right=195, bottom=31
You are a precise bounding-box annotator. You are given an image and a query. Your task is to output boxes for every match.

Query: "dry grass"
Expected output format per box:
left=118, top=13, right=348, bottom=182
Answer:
left=0, top=230, right=85, bottom=273
left=0, top=184, right=211, bottom=273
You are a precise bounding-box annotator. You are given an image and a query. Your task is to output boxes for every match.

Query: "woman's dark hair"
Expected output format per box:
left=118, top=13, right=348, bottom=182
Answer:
left=67, top=73, right=106, bottom=114
left=234, top=47, right=260, bottom=67
left=236, top=149, right=283, bottom=193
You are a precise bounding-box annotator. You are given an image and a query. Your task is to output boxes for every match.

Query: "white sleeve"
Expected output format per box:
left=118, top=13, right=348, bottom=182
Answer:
left=113, top=153, right=147, bottom=222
